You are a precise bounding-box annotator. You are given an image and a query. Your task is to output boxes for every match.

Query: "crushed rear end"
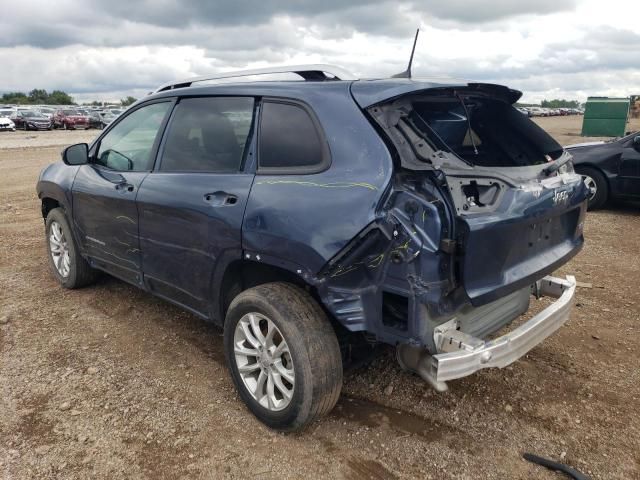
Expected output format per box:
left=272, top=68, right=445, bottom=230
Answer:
left=323, top=80, right=588, bottom=388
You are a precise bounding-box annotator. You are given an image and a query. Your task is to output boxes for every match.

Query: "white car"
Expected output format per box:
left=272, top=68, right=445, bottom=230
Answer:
left=0, top=113, right=16, bottom=131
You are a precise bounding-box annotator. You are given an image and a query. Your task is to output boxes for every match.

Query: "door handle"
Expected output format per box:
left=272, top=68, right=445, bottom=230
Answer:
left=204, top=192, right=238, bottom=206
left=115, top=182, right=134, bottom=192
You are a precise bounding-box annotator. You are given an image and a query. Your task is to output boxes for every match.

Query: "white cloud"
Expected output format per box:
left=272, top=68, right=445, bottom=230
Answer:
left=0, top=0, right=638, bottom=103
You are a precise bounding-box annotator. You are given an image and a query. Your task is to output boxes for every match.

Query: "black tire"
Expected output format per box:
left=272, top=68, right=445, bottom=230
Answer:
left=23, top=123, right=27, bottom=131
left=224, top=282, right=342, bottom=431
left=45, top=208, right=98, bottom=289
left=576, top=166, right=608, bottom=210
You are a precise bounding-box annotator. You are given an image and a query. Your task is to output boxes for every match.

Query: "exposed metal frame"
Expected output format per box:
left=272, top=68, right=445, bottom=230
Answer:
left=154, top=64, right=358, bottom=93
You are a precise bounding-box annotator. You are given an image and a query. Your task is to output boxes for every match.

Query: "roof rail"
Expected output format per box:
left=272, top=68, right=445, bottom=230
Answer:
left=154, top=64, right=358, bottom=93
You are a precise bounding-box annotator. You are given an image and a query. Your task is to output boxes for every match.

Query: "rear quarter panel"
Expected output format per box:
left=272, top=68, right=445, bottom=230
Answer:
left=242, top=84, right=394, bottom=274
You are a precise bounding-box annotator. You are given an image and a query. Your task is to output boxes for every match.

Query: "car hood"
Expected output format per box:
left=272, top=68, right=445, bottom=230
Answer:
left=25, top=116, right=50, bottom=122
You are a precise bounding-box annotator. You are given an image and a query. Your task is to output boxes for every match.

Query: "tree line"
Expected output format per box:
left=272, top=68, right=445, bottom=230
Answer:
left=1, top=89, right=137, bottom=107
left=1, top=89, right=75, bottom=105
left=540, top=99, right=581, bottom=108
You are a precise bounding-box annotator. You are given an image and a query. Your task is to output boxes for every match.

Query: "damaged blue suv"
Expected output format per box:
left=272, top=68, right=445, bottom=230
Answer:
left=37, top=65, right=588, bottom=431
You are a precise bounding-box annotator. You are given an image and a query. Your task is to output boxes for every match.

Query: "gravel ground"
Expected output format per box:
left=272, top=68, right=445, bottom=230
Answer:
left=1, top=119, right=639, bottom=479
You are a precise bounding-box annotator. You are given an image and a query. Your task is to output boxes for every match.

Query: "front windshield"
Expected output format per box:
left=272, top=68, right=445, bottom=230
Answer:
left=22, top=111, right=37, bottom=117
left=63, top=110, right=79, bottom=115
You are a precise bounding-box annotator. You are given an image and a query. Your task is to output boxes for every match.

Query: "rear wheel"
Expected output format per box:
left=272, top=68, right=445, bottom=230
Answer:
left=224, top=283, right=342, bottom=431
left=45, top=208, right=98, bottom=288
left=576, top=166, right=608, bottom=210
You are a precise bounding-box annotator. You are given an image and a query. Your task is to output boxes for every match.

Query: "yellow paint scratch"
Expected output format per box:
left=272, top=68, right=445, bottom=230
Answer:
left=367, top=254, right=385, bottom=268
left=256, top=180, right=378, bottom=191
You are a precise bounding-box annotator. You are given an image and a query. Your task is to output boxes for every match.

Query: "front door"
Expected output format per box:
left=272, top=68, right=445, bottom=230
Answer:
left=618, top=135, right=640, bottom=197
left=136, top=96, right=256, bottom=315
left=72, top=100, right=174, bottom=284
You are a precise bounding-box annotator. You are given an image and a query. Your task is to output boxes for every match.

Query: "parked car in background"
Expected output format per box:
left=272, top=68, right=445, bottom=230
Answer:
left=12, top=110, right=52, bottom=130
left=528, top=107, right=545, bottom=116
left=0, top=109, right=16, bottom=119
left=38, top=107, right=56, bottom=119
left=37, top=65, right=588, bottom=431
left=53, top=109, right=90, bottom=130
left=0, top=112, right=16, bottom=131
left=98, top=110, right=120, bottom=127
left=87, top=111, right=106, bottom=129
left=566, top=131, right=640, bottom=209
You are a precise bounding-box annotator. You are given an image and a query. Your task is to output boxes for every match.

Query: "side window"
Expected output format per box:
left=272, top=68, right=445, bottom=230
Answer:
left=95, top=102, right=171, bottom=171
left=258, top=101, right=327, bottom=171
left=159, top=97, right=255, bottom=173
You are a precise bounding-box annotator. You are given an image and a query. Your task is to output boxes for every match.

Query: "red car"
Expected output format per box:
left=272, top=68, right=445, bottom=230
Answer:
left=53, top=109, right=90, bottom=130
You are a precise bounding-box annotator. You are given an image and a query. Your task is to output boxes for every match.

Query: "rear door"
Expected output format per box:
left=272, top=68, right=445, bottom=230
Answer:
left=72, top=100, right=174, bottom=284
left=136, top=96, right=256, bottom=315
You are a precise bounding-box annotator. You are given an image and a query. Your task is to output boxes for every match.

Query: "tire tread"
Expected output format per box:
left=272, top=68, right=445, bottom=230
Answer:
left=46, top=208, right=98, bottom=289
left=225, top=282, right=342, bottom=430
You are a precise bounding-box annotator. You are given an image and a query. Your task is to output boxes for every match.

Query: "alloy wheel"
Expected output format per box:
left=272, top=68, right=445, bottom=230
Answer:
left=581, top=174, right=597, bottom=201
left=233, top=312, right=295, bottom=412
left=49, top=221, right=71, bottom=278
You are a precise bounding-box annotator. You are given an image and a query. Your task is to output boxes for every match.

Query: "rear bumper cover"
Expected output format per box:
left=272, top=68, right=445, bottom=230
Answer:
left=431, top=275, right=576, bottom=382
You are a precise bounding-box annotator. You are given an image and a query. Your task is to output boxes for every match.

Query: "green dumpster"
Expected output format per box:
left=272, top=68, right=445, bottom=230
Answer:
left=581, top=97, right=630, bottom=137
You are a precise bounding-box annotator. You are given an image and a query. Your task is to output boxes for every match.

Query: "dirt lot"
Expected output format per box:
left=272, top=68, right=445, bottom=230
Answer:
left=533, top=115, right=640, bottom=146
left=1, top=118, right=639, bottom=479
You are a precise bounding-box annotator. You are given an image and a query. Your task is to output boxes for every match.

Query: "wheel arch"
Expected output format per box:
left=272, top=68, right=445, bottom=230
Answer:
left=574, top=163, right=612, bottom=197
left=215, top=259, right=316, bottom=326
left=574, top=163, right=611, bottom=189
left=41, top=197, right=61, bottom=219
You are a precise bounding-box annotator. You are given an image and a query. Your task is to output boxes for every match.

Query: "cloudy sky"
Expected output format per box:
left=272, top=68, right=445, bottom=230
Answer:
left=1, top=0, right=638, bottom=104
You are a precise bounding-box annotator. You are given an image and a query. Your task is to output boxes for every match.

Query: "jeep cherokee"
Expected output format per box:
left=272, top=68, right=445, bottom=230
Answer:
left=36, top=65, right=588, bottom=431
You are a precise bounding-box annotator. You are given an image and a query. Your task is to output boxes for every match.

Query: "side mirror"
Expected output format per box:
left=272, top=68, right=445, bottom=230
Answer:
left=62, top=143, right=89, bottom=166
left=634, top=135, right=640, bottom=149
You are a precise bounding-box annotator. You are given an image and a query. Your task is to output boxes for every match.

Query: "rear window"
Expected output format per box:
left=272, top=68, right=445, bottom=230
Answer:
left=159, top=97, right=254, bottom=173
left=258, top=101, right=327, bottom=172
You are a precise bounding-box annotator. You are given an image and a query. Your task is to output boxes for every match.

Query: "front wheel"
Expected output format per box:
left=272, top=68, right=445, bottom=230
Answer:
left=45, top=208, right=98, bottom=288
left=576, top=166, right=608, bottom=210
left=224, top=283, right=342, bottom=431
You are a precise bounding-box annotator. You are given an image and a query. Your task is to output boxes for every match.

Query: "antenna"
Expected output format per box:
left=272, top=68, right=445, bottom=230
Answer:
left=392, top=28, right=420, bottom=79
